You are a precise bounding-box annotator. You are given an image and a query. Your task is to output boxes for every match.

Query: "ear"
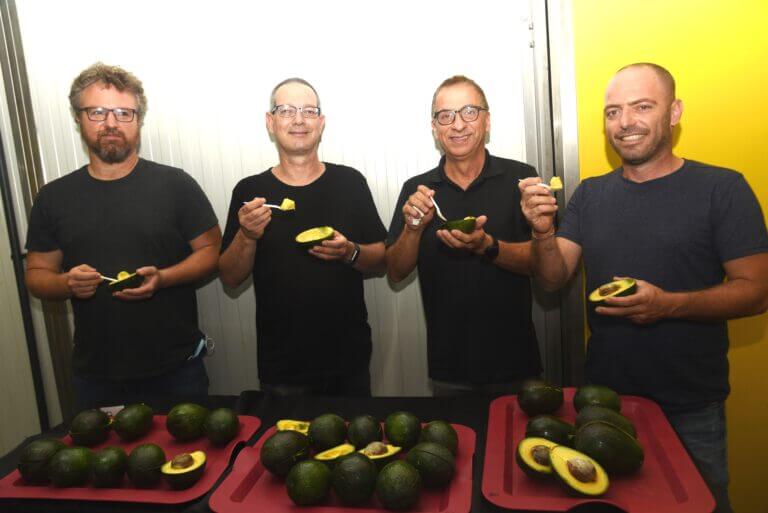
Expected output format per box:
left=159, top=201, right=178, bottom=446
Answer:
left=265, top=111, right=275, bottom=135
left=670, top=99, right=683, bottom=126
left=318, top=114, right=326, bottom=134
left=485, top=110, right=491, bottom=132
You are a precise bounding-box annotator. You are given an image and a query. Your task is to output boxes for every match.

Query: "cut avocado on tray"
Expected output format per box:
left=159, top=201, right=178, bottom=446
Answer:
left=440, top=216, right=476, bottom=234
left=295, top=226, right=335, bottom=248
left=588, top=278, right=637, bottom=304
left=109, top=271, right=144, bottom=292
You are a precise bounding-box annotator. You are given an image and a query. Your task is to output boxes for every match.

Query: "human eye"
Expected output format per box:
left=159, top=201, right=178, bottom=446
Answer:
left=277, top=105, right=296, bottom=117
left=636, top=103, right=653, bottom=112
left=113, top=108, right=134, bottom=121
left=435, top=110, right=453, bottom=124
left=303, top=107, right=320, bottom=118
left=87, top=107, right=107, bottom=119
left=604, top=108, right=619, bottom=119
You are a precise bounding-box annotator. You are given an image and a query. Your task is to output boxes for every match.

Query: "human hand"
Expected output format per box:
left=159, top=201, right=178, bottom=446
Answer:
left=239, top=197, right=272, bottom=240
left=595, top=277, right=673, bottom=324
left=519, top=177, right=557, bottom=236
left=436, top=215, right=490, bottom=254
left=403, top=185, right=436, bottom=231
left=309, top=230, right=355, bottom=262
left=113, top=266, right=162, bottom=301
left=66, top=264, right=102, bottom=299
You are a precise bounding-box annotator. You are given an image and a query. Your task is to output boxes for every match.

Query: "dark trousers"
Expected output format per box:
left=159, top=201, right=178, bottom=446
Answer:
left=71, top=358, right=209, bottom=411
left=260, top=369, right=371, bottom=397
left=666, top=401, right=732, bottom=513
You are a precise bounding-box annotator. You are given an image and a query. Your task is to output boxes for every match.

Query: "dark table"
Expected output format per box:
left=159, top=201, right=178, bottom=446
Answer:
left=0, top=392, right=624, bottom=513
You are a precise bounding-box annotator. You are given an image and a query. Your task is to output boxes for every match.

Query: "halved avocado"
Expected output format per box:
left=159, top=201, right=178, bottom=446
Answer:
left=315, top=443, right=356, bottom=467
left=69, top=408, right=112, bottom=447
left=109, top=271, right=144, bottom=292
left=440, top=216, right=477, bottom=234
left=17, top=438, right=66, bottom=484
left=359, top=441, right=401, bottom=468
left=296, top=226, right=335, bottom=249
left=588, top=278, right=637, bottom=304
left=517, top=380, right=564, bottom=416
left=525, top=415, right=575, bottom=446
left=277, top=419, right=310, bottom=435
left=550, top=445, right=609, bottom=496
left=515, top=437, right=557, bottom=478
left=161, top=451, right=206, bottom=490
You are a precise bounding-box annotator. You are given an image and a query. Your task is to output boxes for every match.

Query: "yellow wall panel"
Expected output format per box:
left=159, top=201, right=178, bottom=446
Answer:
left=571, top=1, right=768, bottom=510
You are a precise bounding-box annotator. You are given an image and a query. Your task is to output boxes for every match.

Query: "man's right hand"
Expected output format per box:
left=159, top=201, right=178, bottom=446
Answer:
left=239, top=197, right=272, bottom=240
left=403, top=185, right=436, bottom=231
left=66, top=264, right=102, bottom=299
left=519, top=177, right=558, bottom=236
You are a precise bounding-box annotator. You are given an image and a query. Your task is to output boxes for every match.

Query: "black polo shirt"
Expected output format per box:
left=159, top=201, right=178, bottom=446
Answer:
left=387, top=151, right=542, bottom=383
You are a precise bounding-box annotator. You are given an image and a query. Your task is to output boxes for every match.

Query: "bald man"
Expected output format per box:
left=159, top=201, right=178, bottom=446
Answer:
left=520, top=63, right=768, bottom=513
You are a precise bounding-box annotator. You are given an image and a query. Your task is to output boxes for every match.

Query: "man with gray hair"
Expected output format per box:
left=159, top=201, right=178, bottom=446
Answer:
left=219, top=78, right=386, bottom=396
left=25, top=63, right=221, bottom=410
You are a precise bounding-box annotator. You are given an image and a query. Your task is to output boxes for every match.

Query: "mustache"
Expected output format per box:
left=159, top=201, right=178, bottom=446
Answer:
left=616, top=129, right=648, bottom=138
left=98, top=128, right=125, bottom=139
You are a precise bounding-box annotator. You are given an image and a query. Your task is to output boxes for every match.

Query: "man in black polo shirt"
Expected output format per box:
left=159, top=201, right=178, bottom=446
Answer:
left=387, top=75, right=541, bottom=396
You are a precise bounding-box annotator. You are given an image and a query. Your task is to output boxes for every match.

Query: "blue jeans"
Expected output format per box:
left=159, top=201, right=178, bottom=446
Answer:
left=72, top=358, right=209, bottom=411
left=665, top=402, right=732, bottom=513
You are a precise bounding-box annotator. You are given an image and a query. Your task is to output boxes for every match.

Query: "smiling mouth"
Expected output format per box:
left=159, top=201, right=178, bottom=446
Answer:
left=617, top=133, right=646, bottom=142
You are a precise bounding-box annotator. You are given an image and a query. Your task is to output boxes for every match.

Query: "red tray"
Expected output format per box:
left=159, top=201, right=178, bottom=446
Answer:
left=0, top=414, right=260, bottom=504
left=210, top=423, right=475, bottom=513
left=482, top=389, right=715, bottom=512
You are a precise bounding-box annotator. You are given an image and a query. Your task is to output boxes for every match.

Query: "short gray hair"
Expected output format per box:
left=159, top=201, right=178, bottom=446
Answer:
left=69, top=62, right=148, bottom=122
left=269, top=77, right=320, bottom=110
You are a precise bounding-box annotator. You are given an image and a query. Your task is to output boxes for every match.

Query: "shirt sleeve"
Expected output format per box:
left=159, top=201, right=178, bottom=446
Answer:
left=352, top=174, right=387, bottom=245
left=711, top=173, right=768, bottom=263
left=174, top=172, right=219, bottom=241
left=555, top=180, right=585, bottom=245
left=25, top=187, right=59, bottom=252
left=386, top=181, right=412, bottom=247
left=221, top=180, right=248, bottom=253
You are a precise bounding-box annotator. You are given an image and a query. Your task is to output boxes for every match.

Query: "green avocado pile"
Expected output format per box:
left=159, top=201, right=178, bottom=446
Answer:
left=263, top=412, right=460, bottom=509
left=16, top=402, right=240, bottom=491
left=515, top=381, right=645, bottom=497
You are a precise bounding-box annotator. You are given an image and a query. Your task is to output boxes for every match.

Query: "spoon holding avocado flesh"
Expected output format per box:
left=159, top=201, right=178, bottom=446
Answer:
left=242, top=198, right=296, bottom=211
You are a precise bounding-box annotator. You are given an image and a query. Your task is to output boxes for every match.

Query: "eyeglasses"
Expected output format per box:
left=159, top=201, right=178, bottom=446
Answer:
left=78, top=107, right=137, bottom=123
left=433, top=104, right=488, bottom=126
left=271, top=104, right=321, bottom=119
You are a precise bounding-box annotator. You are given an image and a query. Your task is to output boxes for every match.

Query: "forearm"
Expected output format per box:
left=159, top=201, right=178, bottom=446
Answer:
left=531, top=231, right=572, bottom=291
left=158, top=244, right=219, bottom=289
left=493, top=240, right=533, bottom=275
left=352, top=242, right=386, bottom=275
left=664, top=278, right=768, bottom=322
left=386, top=228, right=422, bottom=282
left=25, top=268, right=71, bottom=300
left=218, top=229, right=258, bottom=288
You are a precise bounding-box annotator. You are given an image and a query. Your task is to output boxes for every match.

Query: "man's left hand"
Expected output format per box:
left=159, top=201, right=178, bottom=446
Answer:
left=436, top=215, right=490, bottom=254
left=310, top=231, right=355, bottom=262
left=113, top=266, right=163, bottom=301
left=595, top=276, right=675, bottom=324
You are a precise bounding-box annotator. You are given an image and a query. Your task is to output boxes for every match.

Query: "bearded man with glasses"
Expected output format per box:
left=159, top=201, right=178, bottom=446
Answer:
left=219, top=78, right=386, bottom=396
left=386, top=75, right=542, bottom=396
left=25, top=63, right=221, bottom=410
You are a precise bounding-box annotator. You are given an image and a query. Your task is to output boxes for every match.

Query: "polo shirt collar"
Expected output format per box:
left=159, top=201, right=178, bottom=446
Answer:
left=426, top=150, right=502, bottom=186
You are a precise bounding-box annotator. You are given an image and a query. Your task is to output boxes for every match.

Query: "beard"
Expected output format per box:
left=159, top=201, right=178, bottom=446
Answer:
left=86, top=128, right=138, bottom=164
left=610, top=128, right=672, bottom=167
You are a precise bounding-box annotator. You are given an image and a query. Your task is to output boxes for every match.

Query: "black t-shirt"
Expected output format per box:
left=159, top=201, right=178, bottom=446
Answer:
left=558, top=160, right=768, bottom=411
left=387, top=151, right=542, bottom=383
left=25, top=159, right=218, bottom=380
left=221, top=163, right=387, bottom=384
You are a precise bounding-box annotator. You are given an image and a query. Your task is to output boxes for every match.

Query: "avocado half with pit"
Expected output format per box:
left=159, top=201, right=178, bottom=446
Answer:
left=109, top=271, right=144, bottom=292
left=161, top=451, right=206, bottom=490
left=516, top=437, right=557, bottom=478
left=550, top=445, right=609, bottom=496
left=295, top=226, right=335, bottom=249
left=588, top=278, right=637, bottom=304
left=440, top=216, right=476, bottom=234
left=359, top=441, right=401, bottom=468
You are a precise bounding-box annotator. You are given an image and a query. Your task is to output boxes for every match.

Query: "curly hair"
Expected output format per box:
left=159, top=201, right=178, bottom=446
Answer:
left=69, top=62, right=148, bottom=122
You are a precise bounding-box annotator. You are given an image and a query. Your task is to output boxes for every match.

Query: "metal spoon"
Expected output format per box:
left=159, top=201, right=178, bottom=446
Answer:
left=431, top=196, right=448, bottom=222
left=100, top=275, right=117, bottom=283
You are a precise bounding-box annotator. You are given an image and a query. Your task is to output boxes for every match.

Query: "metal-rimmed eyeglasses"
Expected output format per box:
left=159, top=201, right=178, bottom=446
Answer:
left=271, top=104, right=321, bottom=119
left=78, top=107, right=137, bottom=123
left=433, top=104, right=488, bottom=126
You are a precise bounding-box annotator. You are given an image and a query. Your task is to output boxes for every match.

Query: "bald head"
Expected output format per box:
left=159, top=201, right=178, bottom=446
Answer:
left=615, top=63, right=676, bottom=102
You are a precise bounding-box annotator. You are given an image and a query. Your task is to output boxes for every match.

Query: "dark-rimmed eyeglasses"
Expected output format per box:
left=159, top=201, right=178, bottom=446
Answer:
left=433, top=104, right=488, bottom=126
left=271, top=104, right=321, bottom=119
left=78, top=107, right=137, bottom=123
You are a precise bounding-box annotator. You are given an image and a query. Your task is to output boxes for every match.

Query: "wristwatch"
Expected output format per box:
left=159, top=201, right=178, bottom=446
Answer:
left=482, top=236, right=500, bottom=262
left=346, top=242, right=361, bottom=265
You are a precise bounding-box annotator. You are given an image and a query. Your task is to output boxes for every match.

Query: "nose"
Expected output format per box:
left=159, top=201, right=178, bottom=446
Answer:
left=619, top=108, right=635, bottom=129
left=103, top=110, right=119, bottom=127
left=451, top=113, right=467, bottom=131
left=292, top=110, right=306, bottom=125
